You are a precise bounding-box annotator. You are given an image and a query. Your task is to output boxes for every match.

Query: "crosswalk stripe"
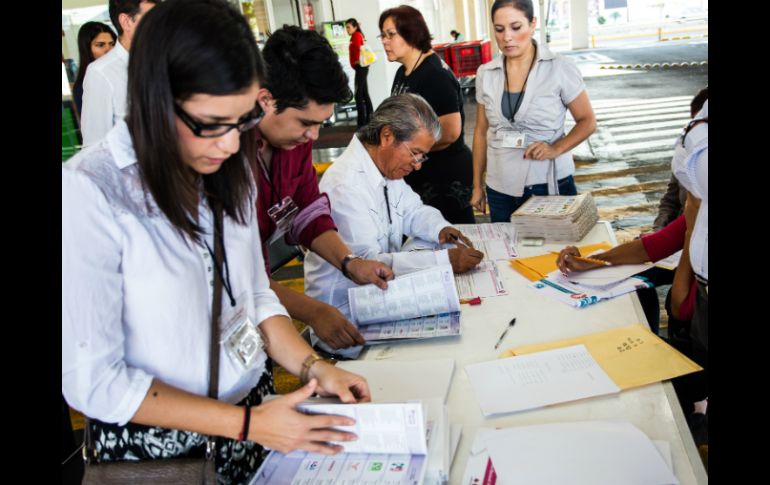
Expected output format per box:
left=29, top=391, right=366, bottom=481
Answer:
left=591, top=96, right=692, bottom=108
left=593, top=100, right=690, bottom=114
left=610, top=119, right=689, bottom=133
left=612, top=127, right=682, bottom=142
left=599, top=113, right=690, bottom=126
left=596, top=106, right=689, bottom=120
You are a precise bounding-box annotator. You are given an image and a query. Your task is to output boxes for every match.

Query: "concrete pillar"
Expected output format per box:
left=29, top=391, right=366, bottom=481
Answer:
left=537, top=0, right=546, bottom=45
left=570, top=0, right=589, bottom=50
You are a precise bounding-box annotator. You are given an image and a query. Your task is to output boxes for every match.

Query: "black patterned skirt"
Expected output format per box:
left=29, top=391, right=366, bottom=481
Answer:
left=88, top=370, right=275, bottom=485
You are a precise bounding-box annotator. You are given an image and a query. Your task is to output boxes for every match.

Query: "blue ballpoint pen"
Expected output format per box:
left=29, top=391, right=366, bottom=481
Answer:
left=494, top=317, right=517, bottom=349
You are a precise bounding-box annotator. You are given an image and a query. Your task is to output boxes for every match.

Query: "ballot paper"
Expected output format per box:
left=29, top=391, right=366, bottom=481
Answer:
left=349, top=265, right=460, bottom=325
left=454, top=260, right=507, bottom=299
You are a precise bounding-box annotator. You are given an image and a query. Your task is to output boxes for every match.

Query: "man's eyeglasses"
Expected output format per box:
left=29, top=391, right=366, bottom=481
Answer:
left=377, top=30, right=399, bottom=41
left=174, top=104, right=264, bottom=138
left=404, top=141, right=428, bottom=167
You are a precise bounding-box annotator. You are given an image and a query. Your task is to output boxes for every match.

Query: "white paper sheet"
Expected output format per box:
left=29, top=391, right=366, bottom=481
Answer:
left=464, top=344, right=621, bottom=416
left=482, top=421, right=679, bottom=485
left=455, top=261, right=507, bottom=299
left=296, top=402, right=428, bottom=454
left=654, top=250, right=683, bottom=271
left=336, top=359, right=456, bottom=403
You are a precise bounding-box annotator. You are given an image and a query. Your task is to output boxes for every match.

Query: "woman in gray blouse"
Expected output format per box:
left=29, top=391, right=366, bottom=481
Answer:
left=471, top=0, right=596, bottom=222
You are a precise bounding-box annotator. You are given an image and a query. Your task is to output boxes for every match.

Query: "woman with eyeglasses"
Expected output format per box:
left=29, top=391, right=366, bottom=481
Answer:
left=471, top=0, right=596, bottom=222
left=62, top=1, right=370, bottom=483
left=379, top=5, right=476, bottom=224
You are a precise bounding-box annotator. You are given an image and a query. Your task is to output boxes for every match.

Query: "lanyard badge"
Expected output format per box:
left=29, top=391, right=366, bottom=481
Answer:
left=220, top=291, right=268, bottom=372
left=267, top=196, right=299, bottom=244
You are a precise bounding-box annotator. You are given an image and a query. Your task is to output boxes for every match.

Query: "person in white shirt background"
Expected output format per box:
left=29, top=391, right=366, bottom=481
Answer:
left=304, top=93, right=484, bottom=359
left=471, top=0, right=596, bottom=223
left=62, top=1, right=370, bottom=483
left=80, top=0, right=157, bottom=146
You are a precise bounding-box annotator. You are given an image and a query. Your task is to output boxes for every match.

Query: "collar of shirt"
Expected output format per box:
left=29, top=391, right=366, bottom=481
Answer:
left=113, top=40, right=129, bottom=62
left=485, top=38, right=555, bottom=72
left=350, top=135, right=387, bottom=192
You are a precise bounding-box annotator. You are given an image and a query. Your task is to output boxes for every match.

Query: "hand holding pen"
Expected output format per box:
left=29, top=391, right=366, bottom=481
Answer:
left=553, top=247, right=611, bottom=274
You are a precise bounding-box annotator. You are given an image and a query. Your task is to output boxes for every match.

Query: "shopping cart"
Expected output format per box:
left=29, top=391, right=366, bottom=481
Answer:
left=446, top=40, right=493, bottom=95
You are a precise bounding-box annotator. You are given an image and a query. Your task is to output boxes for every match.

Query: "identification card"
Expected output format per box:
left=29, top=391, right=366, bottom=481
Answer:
left=221, top=292, right=267, bottom=371
left=501, top=131, right=526, bottom=149
left=267, top=196, right=299, bottom=243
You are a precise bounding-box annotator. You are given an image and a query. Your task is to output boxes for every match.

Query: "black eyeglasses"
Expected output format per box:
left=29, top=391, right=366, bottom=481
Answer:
left=377, top=30, right=399, bottom=41
left=174, top=103, right=264, bottom=138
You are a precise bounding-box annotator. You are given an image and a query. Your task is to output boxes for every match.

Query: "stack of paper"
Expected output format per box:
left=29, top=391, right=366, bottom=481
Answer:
left=462, top=421, right=679, bottom=485
left=250, top=401, right=430, bottom=484
left=335, top=359, right=460, bottom=485
left=529, top=267, right=652, bottom=308
left=499, top=324, right=702, bottom=390
left=510, top=194, right=599, bottom=242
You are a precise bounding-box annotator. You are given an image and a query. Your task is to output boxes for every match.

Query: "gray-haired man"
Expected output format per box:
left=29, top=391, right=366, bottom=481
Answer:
left=303, top=94, right=483, bottom=358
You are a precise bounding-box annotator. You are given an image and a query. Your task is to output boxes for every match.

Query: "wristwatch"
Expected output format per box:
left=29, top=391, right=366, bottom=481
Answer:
left=341, top=254, right=362, bottom=280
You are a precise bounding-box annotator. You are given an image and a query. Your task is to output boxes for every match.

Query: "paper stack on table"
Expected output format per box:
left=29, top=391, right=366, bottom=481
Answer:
left=510, top=194, right=599, bottom=242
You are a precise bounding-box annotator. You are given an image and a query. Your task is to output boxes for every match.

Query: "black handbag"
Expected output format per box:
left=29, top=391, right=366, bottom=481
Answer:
left=81, top=208, right=226, bottom=485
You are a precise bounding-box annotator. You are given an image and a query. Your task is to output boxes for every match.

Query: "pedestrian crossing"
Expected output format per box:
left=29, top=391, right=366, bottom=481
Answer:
left=574, top=95, right=693, bottom=237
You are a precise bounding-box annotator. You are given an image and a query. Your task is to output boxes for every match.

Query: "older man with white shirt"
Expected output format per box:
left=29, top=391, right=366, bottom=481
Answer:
left=304, top=93, right=483, bottom=358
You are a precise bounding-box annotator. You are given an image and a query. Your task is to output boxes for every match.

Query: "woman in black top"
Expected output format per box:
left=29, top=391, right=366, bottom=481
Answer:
left=378, top=5, right=475, bottom=224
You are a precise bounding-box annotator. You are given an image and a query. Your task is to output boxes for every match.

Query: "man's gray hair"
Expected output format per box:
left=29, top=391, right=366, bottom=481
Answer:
left=356, top=93, right=441, bottom=145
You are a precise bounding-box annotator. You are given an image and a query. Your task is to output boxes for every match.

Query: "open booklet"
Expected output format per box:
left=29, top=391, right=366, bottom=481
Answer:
left=250, top=399, right=447, bottom=485
left=348, top=265, right=462, bottom=344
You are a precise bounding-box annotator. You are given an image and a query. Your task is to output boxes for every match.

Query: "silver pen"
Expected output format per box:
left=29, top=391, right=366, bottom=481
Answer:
left=494, top=317, right=517, bottom=349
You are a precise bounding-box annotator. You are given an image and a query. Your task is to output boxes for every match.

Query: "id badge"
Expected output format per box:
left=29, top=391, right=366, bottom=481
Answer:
left=267, top=196, right=299, bottom=244
left=501, top=131, right=526, bottom=149
left=220, top=292, right=268, bottom=372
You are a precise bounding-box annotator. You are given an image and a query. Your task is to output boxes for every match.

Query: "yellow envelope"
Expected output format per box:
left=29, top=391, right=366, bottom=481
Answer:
left=510, top=242, right=614, bottom=281
left=499, top=324, right=702, bottom=390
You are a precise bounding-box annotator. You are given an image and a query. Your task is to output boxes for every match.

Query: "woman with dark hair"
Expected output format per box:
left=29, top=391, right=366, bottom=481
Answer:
left=379, top=5, right=475, bottom=224
left=62, top=0, right=370, bottom=483
left=72, top=21, right=116, bottom=116
left=346, top=18, right=374, bottom=127
left=471, top=0, right=596, bottom=222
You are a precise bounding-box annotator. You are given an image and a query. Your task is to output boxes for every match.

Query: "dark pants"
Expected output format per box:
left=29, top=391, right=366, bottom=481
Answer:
left=486, top=175, right=578, bottom=223
left=668, top=286, right=708, bottom=414
left=354, top=65, right=373, bottom=128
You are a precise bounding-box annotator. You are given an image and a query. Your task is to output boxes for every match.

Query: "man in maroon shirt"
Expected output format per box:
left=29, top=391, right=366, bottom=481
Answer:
left=253, top=26, right=394, bottom=352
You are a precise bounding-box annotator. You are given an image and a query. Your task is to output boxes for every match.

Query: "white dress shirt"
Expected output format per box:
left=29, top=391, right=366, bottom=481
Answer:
left=475, top=40, right=586, bottom=196
left=81, top=41, right=129, bottom=147
left=303, top=136, right=450, bottom=355
left=62, top=121, right=288, bottom=425
left=672, top=101, right=708, bottom=280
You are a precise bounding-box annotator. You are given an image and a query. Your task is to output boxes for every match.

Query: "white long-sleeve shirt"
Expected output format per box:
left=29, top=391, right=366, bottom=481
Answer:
left=81, top=41, right=128, bottom=147
left=672, top=101, right=708, bottom=281
left=304, top=135, right=450, bottom=329
left=62, top=121, right=288, bottom=425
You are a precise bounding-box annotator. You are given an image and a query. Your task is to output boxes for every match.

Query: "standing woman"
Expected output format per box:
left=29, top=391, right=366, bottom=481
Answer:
left=62, top=1, right=370, bottom=483
left=72, top=21, right=117, bottom=117
left=471, top=0, right=596, bottom=222
left=379, top=5, right=475, bottom=224
left=346, top=18, right=374, bottom=127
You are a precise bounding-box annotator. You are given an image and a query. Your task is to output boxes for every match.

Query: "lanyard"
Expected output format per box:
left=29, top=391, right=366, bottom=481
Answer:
left=383, top=184, right=392, bottom=224
left=256, top=144, right=279, bottom=207
left=503, top=41, right=537, bottom=123
left=203, top=207, right=236, bottom=307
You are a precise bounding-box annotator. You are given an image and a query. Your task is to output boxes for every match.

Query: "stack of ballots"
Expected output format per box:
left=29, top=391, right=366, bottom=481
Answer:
left=511, top=194, right=599, bottom=242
